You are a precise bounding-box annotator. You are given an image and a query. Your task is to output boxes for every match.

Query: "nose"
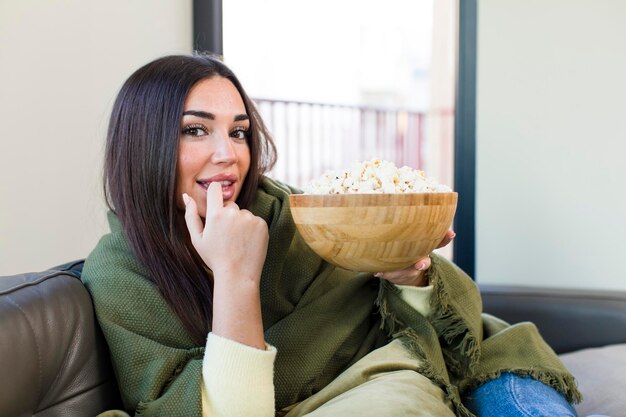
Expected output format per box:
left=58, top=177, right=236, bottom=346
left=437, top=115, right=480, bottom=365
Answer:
left=211, top=132, right=237, bottom=165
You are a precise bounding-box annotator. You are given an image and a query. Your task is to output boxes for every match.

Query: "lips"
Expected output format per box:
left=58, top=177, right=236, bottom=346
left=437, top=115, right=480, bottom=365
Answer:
left=196, top=174, right=238, bottom=200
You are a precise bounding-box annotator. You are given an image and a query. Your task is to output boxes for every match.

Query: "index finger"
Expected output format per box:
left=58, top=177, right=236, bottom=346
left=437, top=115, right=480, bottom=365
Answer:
left=205, top=181, right=225, bottom=215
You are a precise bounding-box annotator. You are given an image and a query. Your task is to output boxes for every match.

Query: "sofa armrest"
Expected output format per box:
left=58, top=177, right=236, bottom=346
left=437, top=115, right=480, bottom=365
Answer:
left=479, top=284, right=626, bottom=354
left=0, top=261, right=122, bottom=416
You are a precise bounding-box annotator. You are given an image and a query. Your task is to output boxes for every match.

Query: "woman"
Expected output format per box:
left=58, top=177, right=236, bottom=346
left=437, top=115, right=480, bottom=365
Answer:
left=83, top=53, right=585, bottom=417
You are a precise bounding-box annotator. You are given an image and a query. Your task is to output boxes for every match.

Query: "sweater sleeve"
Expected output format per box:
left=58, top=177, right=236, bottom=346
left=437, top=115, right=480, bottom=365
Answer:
left=395, top=284, right=434, bottom=317
left=201, top=333, right=276, bottom=417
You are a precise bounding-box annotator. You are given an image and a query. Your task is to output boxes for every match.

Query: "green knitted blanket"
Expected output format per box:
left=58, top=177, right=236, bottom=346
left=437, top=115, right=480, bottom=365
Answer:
left=82, top=176, right=580, bottom=417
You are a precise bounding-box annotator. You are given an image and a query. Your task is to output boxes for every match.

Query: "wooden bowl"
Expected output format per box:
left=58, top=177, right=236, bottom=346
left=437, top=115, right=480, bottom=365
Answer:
left=289, top=192, right=458, bottom=272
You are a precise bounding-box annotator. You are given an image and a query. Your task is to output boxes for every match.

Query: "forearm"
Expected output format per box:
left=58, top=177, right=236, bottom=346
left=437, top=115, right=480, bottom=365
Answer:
left=211, top=274, right=265, bottom=350
left=204, top=274, right=275, bottom=417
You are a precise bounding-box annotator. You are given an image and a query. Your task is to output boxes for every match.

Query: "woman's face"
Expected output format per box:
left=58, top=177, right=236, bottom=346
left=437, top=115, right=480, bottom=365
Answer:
left=176, top=76, right=251, bottom=217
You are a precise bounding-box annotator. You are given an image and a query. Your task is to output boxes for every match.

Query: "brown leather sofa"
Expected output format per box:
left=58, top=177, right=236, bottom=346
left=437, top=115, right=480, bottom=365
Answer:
left=0, top=261, right=122, bottom=417
left=1, top=261, right=625, bottom=416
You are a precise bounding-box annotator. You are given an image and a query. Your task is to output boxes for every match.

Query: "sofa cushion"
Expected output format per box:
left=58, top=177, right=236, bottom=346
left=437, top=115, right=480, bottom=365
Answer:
left=559, top=344, right=626, bottom=417
left=0, top=262, right=122, bottom=416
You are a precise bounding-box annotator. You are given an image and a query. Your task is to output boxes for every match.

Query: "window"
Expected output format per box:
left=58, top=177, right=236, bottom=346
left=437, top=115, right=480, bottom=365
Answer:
left=224, top=0, right=458, bottom=258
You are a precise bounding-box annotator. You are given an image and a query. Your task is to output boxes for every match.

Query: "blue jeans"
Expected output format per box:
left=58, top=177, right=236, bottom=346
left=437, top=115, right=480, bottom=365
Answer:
left=464, top=373, right=608, bottom=417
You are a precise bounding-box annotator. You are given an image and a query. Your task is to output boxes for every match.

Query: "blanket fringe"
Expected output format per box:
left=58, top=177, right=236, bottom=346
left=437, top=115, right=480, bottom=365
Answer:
left=396, top=329, right=476, bottom=417
left=375, top=257, right=481, bottom=373
left=428, top=257, right=481, bottom=373
left=375, top=281, right=403, bottom=336
left=374, top=261, right=581, bottom=416
left=465, top=369, right=583, bottom=405
left=375, top=278, right=477, bottom=417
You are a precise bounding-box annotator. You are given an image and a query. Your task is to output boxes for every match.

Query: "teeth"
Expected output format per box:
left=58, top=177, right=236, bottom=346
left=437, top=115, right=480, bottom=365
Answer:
left=198, top=180, right=233, bottom=188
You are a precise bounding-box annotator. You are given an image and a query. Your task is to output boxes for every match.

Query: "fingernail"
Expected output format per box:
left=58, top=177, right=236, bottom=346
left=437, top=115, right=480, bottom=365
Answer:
left=450, top=232, right=456, bottom=239
left=416, top=262, right=427, bottom=271
left=374, top=272, right=383, bottom=278
left=182, top=193, right=190, bottom=206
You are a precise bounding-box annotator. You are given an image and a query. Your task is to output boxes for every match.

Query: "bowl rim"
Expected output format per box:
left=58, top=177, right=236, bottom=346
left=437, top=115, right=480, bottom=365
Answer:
left=289, top=191, right=458, bottom=207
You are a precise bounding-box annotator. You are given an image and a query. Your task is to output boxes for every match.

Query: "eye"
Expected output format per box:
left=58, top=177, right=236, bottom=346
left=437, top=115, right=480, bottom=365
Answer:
left=231, top=127, right=250, bottom=141
left=182, top=124, right=208, bottom=137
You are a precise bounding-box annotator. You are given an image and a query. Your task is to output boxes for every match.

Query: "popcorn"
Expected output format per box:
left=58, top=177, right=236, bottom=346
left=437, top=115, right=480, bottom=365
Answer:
left=302, top=158, right=452, bottom=194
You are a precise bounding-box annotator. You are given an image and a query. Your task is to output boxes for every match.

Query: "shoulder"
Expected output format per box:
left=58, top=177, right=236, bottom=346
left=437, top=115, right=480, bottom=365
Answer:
left=82, top=226, right=151, bottom=295
left=249, top=176, right=302, bottom=222
left=81, top=221, right=194, bottom=346
left=81, top=226, right=164, bottom=317
left=259, top=175, right=302, bottom=196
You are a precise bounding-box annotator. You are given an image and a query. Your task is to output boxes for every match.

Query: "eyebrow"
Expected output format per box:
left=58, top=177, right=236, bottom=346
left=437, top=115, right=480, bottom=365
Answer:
left=182, top=110, right=249, bottom=122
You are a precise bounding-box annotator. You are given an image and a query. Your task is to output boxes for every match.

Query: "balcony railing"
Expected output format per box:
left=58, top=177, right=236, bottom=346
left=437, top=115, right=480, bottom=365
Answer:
left=254, top=98, right=454, bottom=189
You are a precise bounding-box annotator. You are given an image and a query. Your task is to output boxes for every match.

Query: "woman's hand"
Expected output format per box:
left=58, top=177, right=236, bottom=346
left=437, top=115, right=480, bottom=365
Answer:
left=182, top=182, right=269, bottom=349
left=375, top=230, right=456, bottom=287
left=182, top=182, right=269, bottom=285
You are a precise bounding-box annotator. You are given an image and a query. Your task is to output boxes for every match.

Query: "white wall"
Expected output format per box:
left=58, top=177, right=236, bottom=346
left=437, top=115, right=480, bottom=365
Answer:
left=476, top=0, right=626, bottom=289
left=0, top=0, right=192, bottom=275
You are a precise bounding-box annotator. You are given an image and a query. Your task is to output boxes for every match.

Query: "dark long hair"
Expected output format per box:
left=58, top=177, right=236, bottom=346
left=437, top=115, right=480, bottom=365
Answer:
left=104, top=54, right=277, bottom=344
